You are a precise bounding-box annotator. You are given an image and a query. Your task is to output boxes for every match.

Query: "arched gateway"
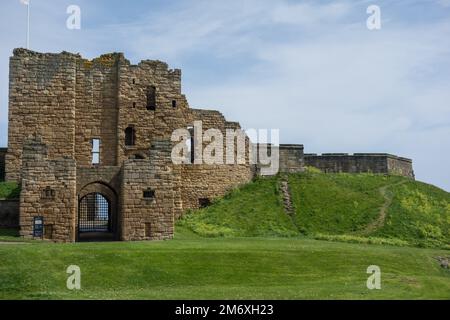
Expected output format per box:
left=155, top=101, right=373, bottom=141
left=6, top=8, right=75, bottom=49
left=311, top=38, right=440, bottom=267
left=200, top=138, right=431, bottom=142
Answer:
left=77, top=182, right=118, bottom=241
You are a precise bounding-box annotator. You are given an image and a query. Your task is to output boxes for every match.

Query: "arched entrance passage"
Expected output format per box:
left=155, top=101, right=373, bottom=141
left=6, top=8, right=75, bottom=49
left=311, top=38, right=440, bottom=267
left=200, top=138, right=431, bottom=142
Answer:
left=79, top=193, right=111, bottom=232
left=77, top=182, right=118, bottom=241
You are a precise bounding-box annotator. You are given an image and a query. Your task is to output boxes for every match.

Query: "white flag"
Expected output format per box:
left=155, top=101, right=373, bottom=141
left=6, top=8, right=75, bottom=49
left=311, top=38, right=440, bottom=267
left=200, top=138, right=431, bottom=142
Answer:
left=20, top=0, right=30, bottom=5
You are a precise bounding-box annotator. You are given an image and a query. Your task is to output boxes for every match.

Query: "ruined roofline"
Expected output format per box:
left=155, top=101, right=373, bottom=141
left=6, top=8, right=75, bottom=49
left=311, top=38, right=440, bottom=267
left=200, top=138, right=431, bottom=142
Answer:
left=190, top=108, right=244, bottom=130
left=12, top=48, right=181, bottom=74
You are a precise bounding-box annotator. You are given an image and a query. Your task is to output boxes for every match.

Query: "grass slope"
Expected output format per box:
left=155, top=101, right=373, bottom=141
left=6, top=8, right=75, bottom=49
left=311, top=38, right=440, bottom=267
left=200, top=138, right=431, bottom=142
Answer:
left=178, top=172, right=450, bottom=248
left=178, top=176, right=298, bottom=237
left=0, top=235, right=449, bottom=299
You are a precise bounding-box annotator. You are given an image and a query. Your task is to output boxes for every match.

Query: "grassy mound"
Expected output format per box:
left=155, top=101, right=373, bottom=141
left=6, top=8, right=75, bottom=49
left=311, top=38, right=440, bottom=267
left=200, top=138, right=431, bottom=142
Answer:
left=0, top=182, right=20, bottom=199
left=177, top=171, right=450, bottom=248
left=177, top=177, right=298, bottom=237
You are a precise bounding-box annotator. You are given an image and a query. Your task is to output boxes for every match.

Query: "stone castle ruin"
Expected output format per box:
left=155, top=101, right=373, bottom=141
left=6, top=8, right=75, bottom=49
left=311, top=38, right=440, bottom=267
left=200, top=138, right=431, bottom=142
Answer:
left=0, top=49, right=414, bottom=242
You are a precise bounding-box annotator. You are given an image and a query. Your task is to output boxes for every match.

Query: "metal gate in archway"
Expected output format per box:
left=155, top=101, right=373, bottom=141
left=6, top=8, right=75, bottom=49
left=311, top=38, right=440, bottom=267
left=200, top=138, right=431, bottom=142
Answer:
left=78, top=193, right=111, bottom=233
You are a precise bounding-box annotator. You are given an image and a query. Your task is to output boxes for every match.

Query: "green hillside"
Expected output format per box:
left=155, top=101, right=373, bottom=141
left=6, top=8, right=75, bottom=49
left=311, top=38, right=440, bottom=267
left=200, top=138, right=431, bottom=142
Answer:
left=178, top=171, right=450, bottom=249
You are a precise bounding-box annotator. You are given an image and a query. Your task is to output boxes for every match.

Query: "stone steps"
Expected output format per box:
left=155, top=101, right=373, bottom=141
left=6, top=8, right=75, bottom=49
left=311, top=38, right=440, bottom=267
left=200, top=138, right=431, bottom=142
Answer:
left=280, top=177, right=294, bottom=216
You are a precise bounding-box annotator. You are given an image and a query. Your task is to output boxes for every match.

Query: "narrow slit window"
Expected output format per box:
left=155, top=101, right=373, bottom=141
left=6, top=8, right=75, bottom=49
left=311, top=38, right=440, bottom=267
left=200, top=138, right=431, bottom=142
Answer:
left=146, top=86, right=156, bottom=111
left=92, top=139, right=100, bottom=164
left=172, top=100, right=177, bottom=108
left=187, top=126, right=194, bottom=163
left=125, top=127, right=136, bottom=146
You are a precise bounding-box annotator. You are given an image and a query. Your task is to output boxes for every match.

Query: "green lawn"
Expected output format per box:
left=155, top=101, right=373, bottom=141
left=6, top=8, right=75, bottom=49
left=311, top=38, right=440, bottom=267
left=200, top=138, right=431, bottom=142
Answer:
left=0, top=229, right=449, bottom=299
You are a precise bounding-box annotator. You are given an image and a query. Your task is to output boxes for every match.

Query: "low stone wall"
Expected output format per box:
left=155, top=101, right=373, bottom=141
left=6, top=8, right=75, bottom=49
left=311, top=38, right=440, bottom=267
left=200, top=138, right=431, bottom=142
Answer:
left=279, top=144, right=305, bottom=173
left=0, top=199, right=19, bottom=227
left=304, top=153, right=414, bottom=178
left=0, top=148, right=6, bottom=181
left=254, top=144, right=305, bottom=175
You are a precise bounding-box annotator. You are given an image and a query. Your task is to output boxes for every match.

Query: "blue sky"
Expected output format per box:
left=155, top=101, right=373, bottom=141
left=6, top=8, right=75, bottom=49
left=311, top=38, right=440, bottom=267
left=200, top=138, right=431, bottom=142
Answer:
left=0, top=0, right=449, bottom=190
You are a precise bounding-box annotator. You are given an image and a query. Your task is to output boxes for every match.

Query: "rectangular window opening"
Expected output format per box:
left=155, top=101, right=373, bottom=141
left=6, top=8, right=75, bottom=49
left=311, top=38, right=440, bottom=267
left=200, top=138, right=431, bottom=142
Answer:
left=92, top=139, right=100, bottom=165
left=143, top=189, right=155, bottom=199
left=146, top=86, right=156, bottom=111
left=187, top=126, right=194, bottom=163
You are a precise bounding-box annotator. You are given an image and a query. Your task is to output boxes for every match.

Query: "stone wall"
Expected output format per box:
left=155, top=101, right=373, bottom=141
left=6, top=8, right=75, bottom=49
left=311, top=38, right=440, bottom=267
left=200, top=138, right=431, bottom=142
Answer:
left=116, top=58, right=190, bottom=163
left=179, top=109, right=254, bottom=210
left=75, top=54, right=121, bottom=167
left=387, top=156, right=415, bottom=178
left=121, top=140, right=175, bottom=241
left=0, top=148, right=6, bottom=181
left=304, top=153, right=414, bottom=178
left=0, top=200, right=19, bottom=227
left=6, top=49, right=78, bottom=182
left=19, top=136, right=77, bottom=242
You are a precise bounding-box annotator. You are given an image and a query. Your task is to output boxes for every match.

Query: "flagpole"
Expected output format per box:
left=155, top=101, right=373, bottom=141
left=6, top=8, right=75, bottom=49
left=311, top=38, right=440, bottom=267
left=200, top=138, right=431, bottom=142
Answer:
left=26, top=0, right=30, bottom=49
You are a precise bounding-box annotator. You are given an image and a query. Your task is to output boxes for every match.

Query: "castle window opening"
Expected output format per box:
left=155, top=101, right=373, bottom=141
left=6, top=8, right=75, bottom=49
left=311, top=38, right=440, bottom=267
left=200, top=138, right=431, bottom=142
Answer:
left=132, top=102, right=136, bottom=108
left=199, top=198, right=211, bottom=208
left=172, top=100, right=177, bottom=108
left=129, top=153, right=145, bottom=160
left=187, top=126, right=194, bottom=163
left=125, top=127, right=136, bottom=146
left=42, top=186, right=56, bottom=200
left=91, top=139, right=100, bottom=164
left=143, top=189, right=155, bottom=199
left=146, top=86, right=156, bottom=111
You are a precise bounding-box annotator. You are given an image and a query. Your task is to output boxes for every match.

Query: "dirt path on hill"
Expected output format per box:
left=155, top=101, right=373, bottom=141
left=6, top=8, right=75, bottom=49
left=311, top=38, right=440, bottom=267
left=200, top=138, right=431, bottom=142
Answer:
left=360, top=181, right=407, bottom=236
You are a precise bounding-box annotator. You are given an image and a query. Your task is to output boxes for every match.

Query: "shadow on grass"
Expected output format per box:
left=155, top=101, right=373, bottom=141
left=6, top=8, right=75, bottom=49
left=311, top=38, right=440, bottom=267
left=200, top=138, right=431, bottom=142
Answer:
left=0, top=227, right=24, bottom=242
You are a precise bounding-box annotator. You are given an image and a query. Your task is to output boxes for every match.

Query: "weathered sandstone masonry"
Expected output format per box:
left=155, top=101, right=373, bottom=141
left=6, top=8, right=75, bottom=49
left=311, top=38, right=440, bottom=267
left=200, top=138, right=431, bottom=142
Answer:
left=278, top=144, right=304, bottom=173
left=304, top=153, right=414, bottom=178
left=19, top=136, right=77, bottom=241
left=6, top=49, right=254, bottom=242
left=121, top=140, right=176, bottom=240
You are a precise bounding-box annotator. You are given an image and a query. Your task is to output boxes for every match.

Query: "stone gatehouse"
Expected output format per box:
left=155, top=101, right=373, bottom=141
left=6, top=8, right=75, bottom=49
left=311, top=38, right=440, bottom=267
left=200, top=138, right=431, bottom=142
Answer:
left=1, top=49, right=414, bottom=242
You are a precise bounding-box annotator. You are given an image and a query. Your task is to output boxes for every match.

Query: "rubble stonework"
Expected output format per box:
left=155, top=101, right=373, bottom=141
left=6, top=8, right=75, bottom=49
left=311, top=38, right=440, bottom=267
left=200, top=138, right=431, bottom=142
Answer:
left=3, top=48, right=414, bottom=242
left=19, top=135, right=77, bottom=241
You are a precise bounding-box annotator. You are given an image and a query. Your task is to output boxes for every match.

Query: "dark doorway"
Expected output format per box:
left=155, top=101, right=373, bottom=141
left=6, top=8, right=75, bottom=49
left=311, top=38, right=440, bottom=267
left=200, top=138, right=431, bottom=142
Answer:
left=78, top=192, right=114, bottom=241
